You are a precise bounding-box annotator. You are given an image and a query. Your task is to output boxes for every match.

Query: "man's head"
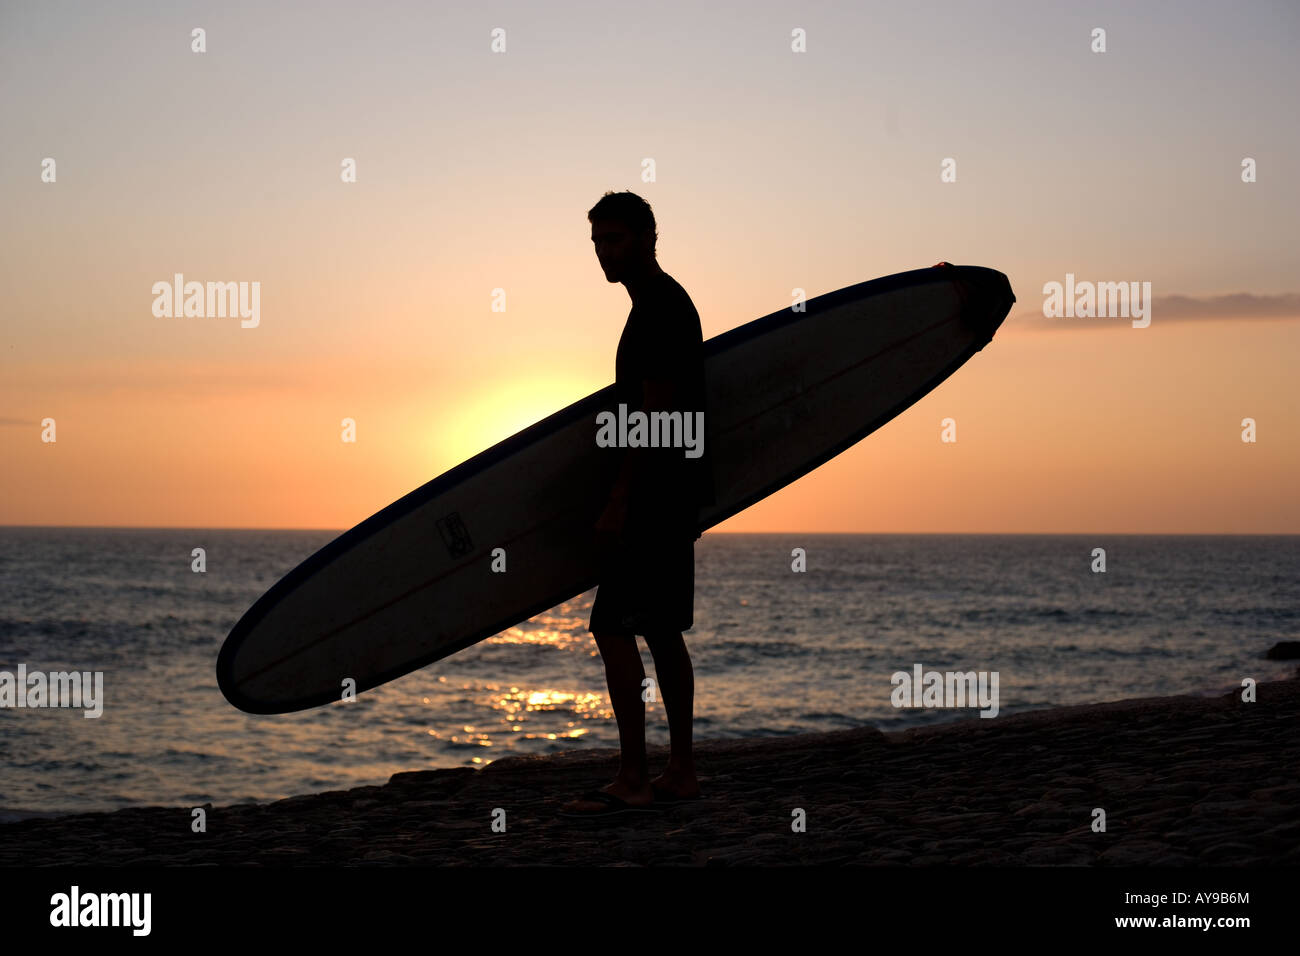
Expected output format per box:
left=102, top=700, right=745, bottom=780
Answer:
left=588, top=191, right=658, bottom=284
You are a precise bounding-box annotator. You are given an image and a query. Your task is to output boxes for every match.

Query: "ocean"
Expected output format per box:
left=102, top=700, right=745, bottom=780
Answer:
left=1, top=528, right=1295, bottom=819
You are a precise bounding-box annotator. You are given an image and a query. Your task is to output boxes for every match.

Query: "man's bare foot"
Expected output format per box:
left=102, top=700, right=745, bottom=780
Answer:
left=560, top=776, right=654, bottom=814
left=649, top=766, right=700, bottom=800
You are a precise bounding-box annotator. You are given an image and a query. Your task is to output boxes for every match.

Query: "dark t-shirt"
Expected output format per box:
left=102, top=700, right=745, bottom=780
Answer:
left=613, top=272, right=715, bottom=533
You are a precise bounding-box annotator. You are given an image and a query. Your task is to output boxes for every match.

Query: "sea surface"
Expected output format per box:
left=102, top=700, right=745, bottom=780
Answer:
left=0, top=528, right=1295, bottom=819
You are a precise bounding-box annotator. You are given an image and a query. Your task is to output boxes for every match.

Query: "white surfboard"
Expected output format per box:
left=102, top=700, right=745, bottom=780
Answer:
left=218, top=263, right=1015, bottom=713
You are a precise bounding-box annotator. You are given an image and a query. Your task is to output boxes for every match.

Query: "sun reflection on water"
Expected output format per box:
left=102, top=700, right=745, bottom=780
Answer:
left=491, top=686, right=610, bottom=727
left=415, top=683, right=611, bottom=754
left=486, top=609, right=592, bottom=650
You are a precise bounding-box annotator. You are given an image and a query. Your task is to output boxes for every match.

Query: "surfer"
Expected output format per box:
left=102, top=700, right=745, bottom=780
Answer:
left=560, top=191, right=714, bottom=817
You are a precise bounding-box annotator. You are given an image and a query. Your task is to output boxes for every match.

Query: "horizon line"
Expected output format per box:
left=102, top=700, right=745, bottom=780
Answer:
left=1, top=525, right=1296, bottom=536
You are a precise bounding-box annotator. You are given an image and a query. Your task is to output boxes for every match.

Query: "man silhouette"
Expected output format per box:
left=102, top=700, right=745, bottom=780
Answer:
left=560, top=191, right=714, bottom=817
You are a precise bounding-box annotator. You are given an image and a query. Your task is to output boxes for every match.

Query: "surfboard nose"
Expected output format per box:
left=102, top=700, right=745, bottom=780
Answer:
left=968, top=271, right=1016, bottom=348
left=934, top=264, right=1016, bottom=349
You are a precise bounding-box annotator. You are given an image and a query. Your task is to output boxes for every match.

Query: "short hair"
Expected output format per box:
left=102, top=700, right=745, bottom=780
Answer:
left=587, top=190, right=657, bottom=253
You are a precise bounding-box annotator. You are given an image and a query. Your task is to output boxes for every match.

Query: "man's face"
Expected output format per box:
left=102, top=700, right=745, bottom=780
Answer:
left=591, top=219, right=649, bottom=282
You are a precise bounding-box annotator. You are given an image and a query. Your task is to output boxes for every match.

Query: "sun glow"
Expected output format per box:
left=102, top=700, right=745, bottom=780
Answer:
left=427, top=374, right=592, bottom=474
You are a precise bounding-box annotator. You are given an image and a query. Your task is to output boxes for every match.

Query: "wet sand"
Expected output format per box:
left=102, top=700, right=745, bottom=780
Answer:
left=3, top=679, right=1297, bottom=866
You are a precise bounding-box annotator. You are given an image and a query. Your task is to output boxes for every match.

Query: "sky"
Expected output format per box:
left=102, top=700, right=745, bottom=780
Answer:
left=2, top=0, right=1297, bottom=533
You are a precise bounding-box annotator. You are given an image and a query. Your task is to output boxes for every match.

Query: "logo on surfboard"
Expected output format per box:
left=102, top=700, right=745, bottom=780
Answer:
left=436, top=512, right=474, bottom=559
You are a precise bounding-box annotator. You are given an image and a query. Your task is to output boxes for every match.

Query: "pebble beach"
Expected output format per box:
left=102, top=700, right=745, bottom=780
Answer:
left=2, top=678, right=1296, bottom=867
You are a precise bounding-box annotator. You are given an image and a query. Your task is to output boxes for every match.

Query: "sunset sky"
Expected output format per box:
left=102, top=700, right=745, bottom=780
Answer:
left=3, top=0, right=1297, bottom=533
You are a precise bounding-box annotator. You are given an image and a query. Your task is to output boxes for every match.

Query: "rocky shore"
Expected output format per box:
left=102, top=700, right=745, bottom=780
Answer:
left=3, top=679, right=1297, bottom=866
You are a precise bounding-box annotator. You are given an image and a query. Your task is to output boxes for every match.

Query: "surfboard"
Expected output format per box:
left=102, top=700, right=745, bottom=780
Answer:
left=218, top=263, right=1015, bottom=714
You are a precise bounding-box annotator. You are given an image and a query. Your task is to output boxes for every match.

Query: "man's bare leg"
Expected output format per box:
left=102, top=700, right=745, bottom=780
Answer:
left=643, top=629, right=700, bottom=798
left=560, top=628, right=654, bottom=812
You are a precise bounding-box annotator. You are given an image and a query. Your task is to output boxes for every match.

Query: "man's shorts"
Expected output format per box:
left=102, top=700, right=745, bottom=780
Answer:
left=588, top=522, right=695, bottom=636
